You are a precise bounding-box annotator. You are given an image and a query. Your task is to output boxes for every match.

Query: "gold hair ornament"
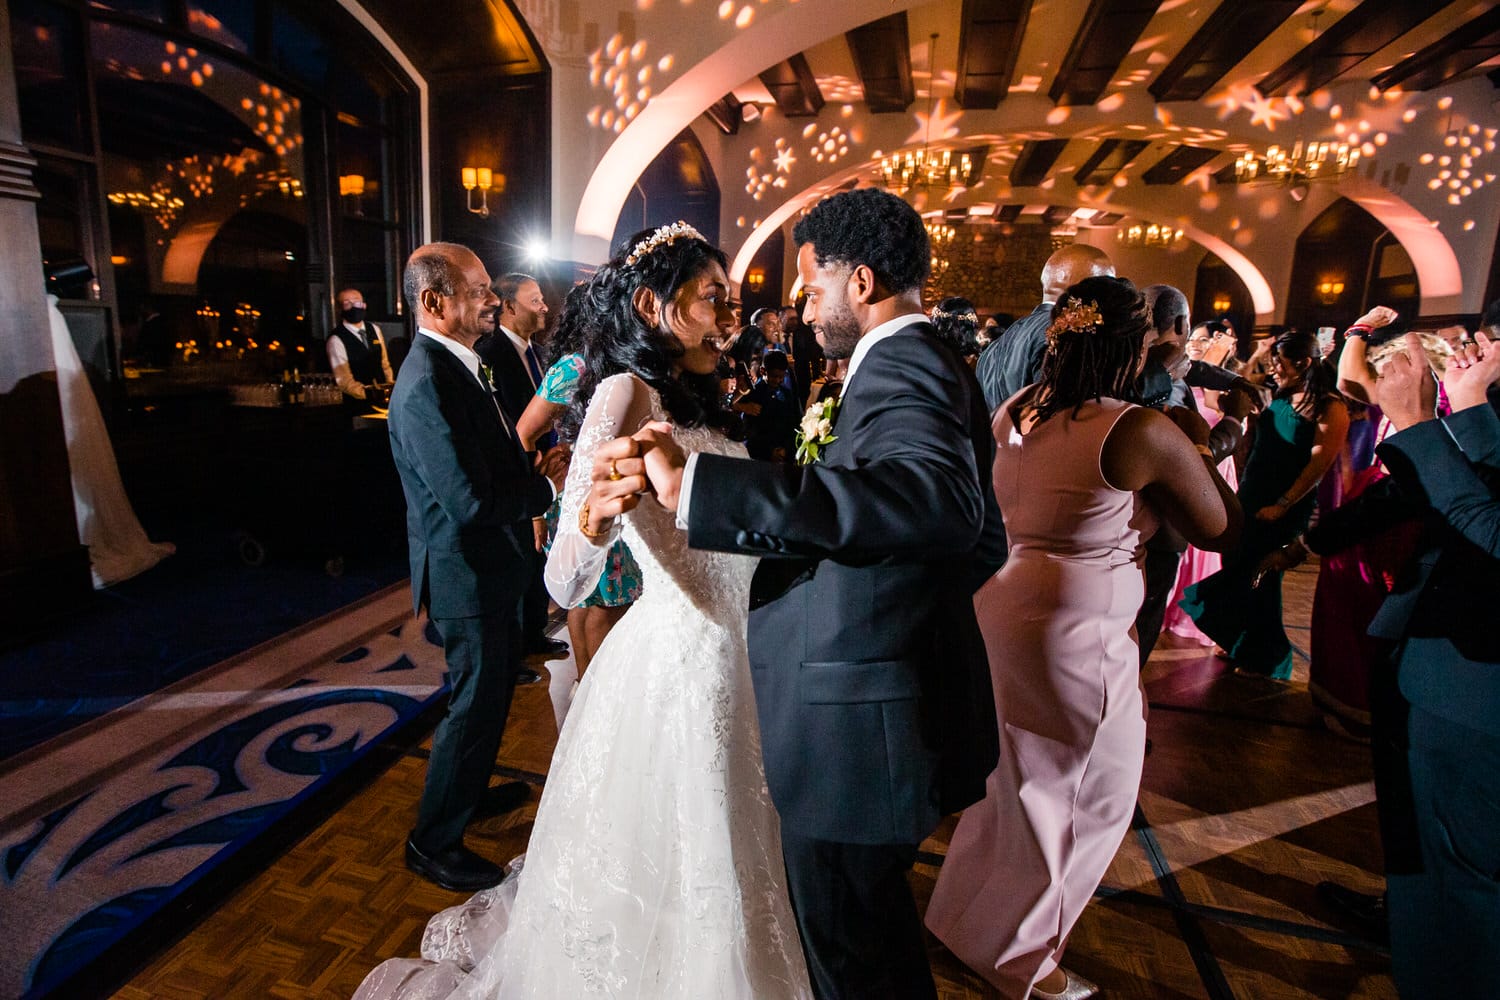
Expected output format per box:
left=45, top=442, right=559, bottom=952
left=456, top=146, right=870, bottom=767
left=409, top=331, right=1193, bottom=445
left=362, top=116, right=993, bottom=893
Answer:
left=931, top=307, right=979, bottom=324
left=1046, top=298, right=1104, bottom=344
left=625, top=222, right=706, bottom=266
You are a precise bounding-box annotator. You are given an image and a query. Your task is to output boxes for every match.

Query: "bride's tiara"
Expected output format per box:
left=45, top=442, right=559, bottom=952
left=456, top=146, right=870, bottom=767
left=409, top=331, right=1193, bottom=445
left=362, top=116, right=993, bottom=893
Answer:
left=625, top=221, right=706, bottom=266
left=931, top=307, right=978, bottom=324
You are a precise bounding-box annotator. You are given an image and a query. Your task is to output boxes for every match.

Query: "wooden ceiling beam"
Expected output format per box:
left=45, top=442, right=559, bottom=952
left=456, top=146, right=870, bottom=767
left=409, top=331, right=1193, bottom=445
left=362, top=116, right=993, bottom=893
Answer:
left=1149, top=0, right=1303, bottom=103
left=758, top=53, right=825, bottom=118
left=1049, top=0, right=1158, bottom=106
left=1009, top=139, right=1070, bottom=187
left=1141, top=145, right=1220, bottom=185
left=1257, top=0, right=1453, bottom=97
left=1072, top=138, right=1149, bottom=186
left=846, top=13, right=915, bottom=113
left=954, top=0, right=1032, bottom=109
left=1370, top=6, right=1500, bottom=92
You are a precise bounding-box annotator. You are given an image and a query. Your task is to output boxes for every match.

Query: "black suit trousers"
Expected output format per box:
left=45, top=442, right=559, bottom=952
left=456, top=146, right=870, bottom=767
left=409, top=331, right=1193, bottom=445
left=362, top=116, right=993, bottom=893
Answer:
left=412, top=610, right=523, bottom=852
left=781, top=829, right=936, bottom=1000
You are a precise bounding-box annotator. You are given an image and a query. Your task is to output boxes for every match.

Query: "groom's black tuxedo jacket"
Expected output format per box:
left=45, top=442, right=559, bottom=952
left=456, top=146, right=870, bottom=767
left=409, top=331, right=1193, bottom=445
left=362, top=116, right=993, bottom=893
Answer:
left=387, top=334, right=553, bottom=619
left=689, top=322, right=1006, bottom=845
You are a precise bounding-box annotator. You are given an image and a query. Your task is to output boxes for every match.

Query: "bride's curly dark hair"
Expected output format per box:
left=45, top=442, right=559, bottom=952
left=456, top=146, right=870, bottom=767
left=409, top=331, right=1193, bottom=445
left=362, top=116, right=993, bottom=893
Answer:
left=562, top=227, right=730, bottom=440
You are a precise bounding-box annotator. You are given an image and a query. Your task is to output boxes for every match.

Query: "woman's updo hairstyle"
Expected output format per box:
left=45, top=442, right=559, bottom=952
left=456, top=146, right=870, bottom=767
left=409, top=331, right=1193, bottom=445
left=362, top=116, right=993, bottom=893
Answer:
left=1031, top=275, right=1153, bottom=423
left=563, top=224, right=730, bottom=440
left=930, top=296, right=981, bottom=359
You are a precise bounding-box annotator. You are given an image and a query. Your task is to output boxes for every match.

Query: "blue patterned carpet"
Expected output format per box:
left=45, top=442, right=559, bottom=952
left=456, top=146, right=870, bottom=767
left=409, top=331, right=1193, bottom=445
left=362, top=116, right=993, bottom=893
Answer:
left=0, top=527, right=408, bottom=762
left=0, top=586, right=444, bottom=1000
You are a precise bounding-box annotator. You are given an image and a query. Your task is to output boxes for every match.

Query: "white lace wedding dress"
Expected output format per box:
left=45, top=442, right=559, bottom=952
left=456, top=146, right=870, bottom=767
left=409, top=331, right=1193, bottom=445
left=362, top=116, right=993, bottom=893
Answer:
left=355, top=373, right=811, bottom=999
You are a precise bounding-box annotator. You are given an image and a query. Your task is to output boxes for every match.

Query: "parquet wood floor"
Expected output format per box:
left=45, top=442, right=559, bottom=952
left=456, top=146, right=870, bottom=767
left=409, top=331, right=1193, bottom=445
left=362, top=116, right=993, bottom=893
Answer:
left=112, top=558, right=1394, bottom=999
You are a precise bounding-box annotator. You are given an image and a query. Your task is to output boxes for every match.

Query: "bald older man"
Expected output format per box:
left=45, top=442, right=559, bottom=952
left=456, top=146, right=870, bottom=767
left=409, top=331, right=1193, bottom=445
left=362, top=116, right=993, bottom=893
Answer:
left=976, top=244, right=1115, bottom=411
left=388, top=242, right=559, bottom=890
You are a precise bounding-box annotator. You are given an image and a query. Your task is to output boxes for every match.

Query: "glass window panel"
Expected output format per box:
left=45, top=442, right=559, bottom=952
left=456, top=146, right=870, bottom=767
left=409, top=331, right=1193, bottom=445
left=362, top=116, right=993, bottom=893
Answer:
left=92, top=20, right=310, bottom=384
left=34, top=158, right=95, bottom=298
left=186, top=0, right=255, bottom=54
left=335, top=119, right=386, bottom=221
left=270, top=3, right=328, bottom=90
left=87, top=0, right=167, bottom=21
left=10, top=0, right=90, bottom=152
left=328, top=54, right=386, bottom=127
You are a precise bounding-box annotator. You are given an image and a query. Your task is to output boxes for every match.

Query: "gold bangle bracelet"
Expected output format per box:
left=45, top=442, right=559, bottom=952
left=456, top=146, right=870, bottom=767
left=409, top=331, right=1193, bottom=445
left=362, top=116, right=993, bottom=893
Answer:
left=578, top=500, right=608, bottom=539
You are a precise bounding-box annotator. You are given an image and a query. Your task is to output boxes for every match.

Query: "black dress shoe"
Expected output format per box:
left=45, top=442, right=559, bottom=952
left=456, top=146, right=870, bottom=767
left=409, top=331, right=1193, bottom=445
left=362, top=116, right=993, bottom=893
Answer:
left=515, top=668, right=544, bottom=686
left=1317, top=880, right=1388, bottom=937
left=404, top=838, right=503, bottom=891
left=526, top=636, right=569, bottom=657
left=473, top=780, right=531, bottom=819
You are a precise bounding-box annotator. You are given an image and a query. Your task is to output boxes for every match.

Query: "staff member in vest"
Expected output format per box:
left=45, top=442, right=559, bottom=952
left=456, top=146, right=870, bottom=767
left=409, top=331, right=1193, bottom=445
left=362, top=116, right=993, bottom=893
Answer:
left=328, top=287, right=395, bottom=407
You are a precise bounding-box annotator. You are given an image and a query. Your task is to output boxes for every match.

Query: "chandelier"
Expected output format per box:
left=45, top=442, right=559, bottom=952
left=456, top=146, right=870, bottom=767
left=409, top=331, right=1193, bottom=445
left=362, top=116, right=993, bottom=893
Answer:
left=1232, top=10, right=1361, bottom=187
left=879, top=34, right=978, bottom=198
left=1233, top=139, right=1359, bottom=185
left=925, top=221, right=956, bottom=246
left=1116, top=222, right=1184, bottom=249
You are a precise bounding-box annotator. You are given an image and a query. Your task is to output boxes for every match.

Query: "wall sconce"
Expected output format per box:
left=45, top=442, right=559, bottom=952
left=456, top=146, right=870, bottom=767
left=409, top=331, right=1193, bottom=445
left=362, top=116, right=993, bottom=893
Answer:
left=745, top=267, right=766, bottom=293
left=1212, top=293, right=1231, bottom=314
left=339, top=174, right=365, bottom=215
left=1316, top=279, right=1345, bottom=305
left=461, top=166, right=504, bottom=216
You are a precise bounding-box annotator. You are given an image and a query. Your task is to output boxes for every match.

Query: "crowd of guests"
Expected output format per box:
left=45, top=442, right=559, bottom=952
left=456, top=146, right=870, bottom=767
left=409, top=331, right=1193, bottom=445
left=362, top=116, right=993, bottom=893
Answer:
left=368, top=190, right=1499, bottom=999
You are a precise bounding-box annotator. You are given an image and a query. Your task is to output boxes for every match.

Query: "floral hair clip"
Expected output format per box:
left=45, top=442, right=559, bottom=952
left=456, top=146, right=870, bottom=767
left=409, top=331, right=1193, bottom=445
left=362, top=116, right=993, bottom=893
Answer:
left=1047, top=297, right=1103, bottom=343
left=930, top=307, right=978, bottom=324
left=625, top=221, right=706, bottom=266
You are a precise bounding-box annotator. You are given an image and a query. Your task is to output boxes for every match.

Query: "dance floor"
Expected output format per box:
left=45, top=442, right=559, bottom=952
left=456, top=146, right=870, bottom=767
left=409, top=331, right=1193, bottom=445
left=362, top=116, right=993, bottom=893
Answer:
left=28, top=558, right=1392, bottom=999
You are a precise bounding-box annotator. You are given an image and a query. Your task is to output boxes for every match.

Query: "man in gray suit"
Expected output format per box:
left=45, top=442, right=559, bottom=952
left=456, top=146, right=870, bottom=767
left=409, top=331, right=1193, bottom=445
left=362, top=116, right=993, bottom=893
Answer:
left=387, top=243, right=557, bottom=891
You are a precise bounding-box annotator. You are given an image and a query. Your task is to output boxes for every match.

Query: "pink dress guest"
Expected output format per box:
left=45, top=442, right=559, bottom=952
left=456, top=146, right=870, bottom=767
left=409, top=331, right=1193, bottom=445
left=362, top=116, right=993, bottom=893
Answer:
left=926, top=395, right=1154, bottom=998
left=1163, top=388, right=1239, bottom=643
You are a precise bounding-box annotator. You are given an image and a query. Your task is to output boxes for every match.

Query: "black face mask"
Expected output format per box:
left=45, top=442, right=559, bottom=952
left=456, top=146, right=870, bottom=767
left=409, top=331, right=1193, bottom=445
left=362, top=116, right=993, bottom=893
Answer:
left=341, top=306, right=366, bottom=324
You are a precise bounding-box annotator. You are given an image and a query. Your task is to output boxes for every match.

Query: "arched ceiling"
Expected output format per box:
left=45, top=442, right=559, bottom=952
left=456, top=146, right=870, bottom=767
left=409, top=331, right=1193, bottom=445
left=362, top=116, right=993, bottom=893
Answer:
left=493, top=0, right=1500, bottom=315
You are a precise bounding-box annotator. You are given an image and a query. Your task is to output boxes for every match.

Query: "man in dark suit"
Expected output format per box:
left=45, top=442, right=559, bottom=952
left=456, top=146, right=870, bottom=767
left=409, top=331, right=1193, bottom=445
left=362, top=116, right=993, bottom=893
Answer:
left=1365, top=332, right=1500, bottom=997
left=476, top=272, right=567, bottom=661
left=975, top=244, right=1114, bottom=411
left=387, top=243, right=558, bottom=891
left=786, top=302, right=823, bottom=408
left=619, top=189, right=1006, bottom=999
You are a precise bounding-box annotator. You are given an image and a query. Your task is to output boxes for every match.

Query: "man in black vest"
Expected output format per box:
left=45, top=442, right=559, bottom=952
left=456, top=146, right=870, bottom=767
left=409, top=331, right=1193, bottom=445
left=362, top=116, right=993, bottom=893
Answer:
left=327, top=287, right=395, bottom=408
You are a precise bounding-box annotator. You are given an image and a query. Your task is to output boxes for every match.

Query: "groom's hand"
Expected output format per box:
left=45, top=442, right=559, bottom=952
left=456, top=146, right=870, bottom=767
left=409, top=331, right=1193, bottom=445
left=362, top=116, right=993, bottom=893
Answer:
left=633, top=422, right=686, bottom=511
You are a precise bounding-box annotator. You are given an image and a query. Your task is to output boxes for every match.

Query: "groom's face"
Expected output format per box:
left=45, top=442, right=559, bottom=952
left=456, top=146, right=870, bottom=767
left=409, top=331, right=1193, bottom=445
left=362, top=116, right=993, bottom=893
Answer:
left=796, top=243, right=861, bottom=360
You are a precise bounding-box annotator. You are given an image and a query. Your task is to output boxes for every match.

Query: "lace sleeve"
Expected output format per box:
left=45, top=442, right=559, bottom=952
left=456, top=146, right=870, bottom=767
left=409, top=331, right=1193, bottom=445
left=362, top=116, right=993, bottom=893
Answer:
left=544, top=373, right=655, bottom=607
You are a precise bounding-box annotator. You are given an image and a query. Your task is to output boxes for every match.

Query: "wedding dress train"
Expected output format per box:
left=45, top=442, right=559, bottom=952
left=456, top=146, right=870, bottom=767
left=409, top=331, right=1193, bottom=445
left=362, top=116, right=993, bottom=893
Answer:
left=355, top=373, right=811, bottom=999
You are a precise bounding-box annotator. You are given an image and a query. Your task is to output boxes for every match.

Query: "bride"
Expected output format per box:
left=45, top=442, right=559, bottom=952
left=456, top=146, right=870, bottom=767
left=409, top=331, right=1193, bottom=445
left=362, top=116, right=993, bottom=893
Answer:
left=354, top=224, right=812, bottom=999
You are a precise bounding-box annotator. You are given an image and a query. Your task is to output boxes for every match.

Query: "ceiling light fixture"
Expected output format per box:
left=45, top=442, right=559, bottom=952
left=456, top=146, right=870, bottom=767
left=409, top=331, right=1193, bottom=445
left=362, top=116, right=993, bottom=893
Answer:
left=1233, top=11, right=1362, bottom=188
left=878, top=35, right=979, bottom=199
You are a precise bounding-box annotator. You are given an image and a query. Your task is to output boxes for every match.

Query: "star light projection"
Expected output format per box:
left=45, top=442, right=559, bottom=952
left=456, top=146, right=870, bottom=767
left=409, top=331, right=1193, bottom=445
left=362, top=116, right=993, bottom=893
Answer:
left=745, top=137, right=796, bottom=200
left=586, top=36, right=667, bottom=134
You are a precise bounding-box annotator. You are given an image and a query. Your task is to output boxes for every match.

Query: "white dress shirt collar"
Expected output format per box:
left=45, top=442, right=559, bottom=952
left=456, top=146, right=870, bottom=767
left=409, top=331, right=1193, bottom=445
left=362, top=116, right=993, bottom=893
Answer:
left=419, top=327, right=484, bottom=385
left=841, top=312, right=929, bottom=394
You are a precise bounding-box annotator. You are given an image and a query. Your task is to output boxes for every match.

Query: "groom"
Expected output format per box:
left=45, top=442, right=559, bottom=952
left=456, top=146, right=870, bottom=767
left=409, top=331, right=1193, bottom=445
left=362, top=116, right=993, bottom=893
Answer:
left=615, top=188, right=1006, bottom=998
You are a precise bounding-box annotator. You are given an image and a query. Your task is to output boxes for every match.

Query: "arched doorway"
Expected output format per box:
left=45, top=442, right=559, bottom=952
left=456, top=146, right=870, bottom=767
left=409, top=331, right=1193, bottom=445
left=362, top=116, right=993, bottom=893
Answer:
left=612, top=128, right=721, bottom=258
left=1287, top=198, right=1420, bottom=332
left=1192, top=251, right=1254, bottom=354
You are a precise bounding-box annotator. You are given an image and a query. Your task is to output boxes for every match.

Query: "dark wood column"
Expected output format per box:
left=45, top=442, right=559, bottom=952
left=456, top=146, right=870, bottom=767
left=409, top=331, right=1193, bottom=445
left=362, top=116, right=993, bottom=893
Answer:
left=0, top=4, right=91, bottom=637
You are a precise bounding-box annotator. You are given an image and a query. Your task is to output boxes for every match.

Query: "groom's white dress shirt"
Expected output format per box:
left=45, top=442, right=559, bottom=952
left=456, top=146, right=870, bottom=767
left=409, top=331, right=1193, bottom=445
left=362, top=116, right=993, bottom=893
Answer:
left=677, top=311, right=926, bottom=525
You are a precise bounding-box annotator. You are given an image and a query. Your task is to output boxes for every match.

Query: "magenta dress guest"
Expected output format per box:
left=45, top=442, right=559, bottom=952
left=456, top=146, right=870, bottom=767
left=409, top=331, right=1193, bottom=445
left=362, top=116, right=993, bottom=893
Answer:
left=1163, top=387, right=1239, bottom=643
left=926, top=277, right=1239, bottom=1000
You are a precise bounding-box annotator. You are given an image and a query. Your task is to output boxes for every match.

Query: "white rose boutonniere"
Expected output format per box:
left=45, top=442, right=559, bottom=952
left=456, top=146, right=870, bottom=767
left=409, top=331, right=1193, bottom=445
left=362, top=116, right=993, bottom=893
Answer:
left=794, top=396, right=839, bottom=466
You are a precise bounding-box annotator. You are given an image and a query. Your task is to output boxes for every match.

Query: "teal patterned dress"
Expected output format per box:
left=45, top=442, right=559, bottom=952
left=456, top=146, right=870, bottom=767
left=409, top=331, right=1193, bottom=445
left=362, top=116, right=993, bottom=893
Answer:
left=539, top=354, right=643, bottom=607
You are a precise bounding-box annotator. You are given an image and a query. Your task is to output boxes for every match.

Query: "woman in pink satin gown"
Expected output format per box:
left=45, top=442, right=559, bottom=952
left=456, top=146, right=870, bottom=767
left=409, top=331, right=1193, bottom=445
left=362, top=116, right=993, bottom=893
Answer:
left=925, top=277, right=1241, bottom=999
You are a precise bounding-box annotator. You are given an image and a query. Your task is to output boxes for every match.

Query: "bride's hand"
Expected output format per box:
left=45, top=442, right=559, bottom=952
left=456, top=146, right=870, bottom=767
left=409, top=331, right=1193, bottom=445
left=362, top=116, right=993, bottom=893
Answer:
left=633, top=421, right=686, bottom=512
left=588, top=436, right=651, bottom=535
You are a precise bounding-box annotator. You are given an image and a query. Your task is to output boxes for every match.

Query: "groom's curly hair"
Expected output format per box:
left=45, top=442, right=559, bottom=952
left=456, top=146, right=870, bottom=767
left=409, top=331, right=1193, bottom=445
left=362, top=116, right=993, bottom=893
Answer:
left=792, top=188, right=929, bottom=294
left=561, top=228, right=730, bottom=441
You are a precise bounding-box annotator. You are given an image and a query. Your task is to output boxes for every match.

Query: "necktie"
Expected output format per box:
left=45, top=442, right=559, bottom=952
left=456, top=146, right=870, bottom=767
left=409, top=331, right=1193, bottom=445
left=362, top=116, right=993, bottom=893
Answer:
left=524, top=342, right=544, bottom=390
left=474, top=363, right=516, bottom=442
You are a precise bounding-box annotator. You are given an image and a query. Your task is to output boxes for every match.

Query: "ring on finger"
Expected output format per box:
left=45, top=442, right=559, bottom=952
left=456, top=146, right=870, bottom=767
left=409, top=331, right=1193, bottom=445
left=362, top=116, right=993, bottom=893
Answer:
left=608, top=458, right=623, bottom=481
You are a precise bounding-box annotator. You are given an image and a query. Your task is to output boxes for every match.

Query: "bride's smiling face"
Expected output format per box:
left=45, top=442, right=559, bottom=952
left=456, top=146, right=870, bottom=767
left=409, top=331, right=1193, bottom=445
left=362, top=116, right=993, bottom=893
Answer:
left=661, top=262, right=735, bottom=376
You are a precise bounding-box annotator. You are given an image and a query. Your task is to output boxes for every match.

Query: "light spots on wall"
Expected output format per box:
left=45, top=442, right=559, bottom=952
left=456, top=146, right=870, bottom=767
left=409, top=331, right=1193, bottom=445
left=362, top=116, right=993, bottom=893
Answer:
left=587, top=35, right=655, bottom=133
left=801, top=122, right=852, bottom=165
